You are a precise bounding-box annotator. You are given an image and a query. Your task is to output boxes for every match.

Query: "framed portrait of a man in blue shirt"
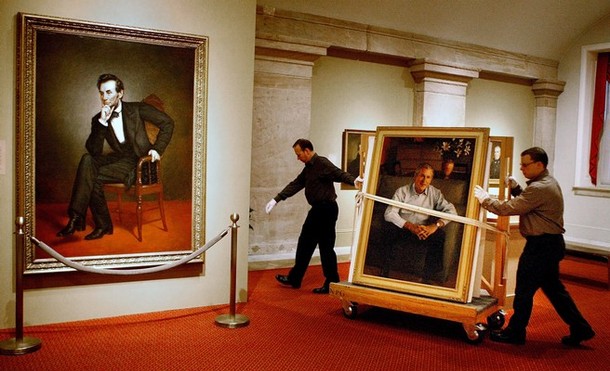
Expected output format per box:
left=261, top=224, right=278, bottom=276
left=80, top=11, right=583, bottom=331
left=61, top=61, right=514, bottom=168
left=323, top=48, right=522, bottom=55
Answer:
left=351, top=127, right=490, bottom=303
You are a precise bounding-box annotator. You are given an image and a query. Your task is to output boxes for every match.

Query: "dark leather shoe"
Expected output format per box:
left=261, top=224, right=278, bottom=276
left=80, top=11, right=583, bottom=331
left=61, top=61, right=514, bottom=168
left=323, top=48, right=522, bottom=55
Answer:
left=562, top=327, right=595, bottom=346
left=490, top=328, right=526, bottom=345
left=84, top=226, right=113, bottom=240
left=57, top=215, right=86, bottom=237
left=312, top=279, right=339, bottom=294
left=275, top=274, right=300, bottom=289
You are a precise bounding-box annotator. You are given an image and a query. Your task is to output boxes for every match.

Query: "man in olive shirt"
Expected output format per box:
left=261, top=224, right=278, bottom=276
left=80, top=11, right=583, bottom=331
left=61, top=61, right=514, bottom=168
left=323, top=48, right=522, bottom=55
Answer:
left=266, top=139, right=362, bottom=294
left=474, top=147, right=594, bottom=346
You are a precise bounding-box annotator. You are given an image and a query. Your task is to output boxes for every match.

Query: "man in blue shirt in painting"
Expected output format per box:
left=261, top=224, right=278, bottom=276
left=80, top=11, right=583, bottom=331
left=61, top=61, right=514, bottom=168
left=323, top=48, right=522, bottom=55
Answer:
left=383, top=162, right=457, bottom=282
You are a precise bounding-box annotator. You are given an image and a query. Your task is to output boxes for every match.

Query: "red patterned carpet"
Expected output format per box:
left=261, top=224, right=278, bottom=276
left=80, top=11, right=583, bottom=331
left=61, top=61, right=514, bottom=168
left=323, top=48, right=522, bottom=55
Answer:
left=1, top=257, right=609, bottom=370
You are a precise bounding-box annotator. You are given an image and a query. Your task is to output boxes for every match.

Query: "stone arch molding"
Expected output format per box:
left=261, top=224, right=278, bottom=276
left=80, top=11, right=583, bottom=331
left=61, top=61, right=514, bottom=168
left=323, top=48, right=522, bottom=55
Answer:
left=255, top=6, right=559, bottom=82
left=254, top=5, right=565, bottom=131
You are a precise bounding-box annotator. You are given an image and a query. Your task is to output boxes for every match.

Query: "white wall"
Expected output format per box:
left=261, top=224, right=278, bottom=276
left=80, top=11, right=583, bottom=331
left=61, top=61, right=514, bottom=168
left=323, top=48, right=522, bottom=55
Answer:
left=465, top=78, right=535, bottom=184
left=556, top=14, right=610, bottom=248
left=0, top=0, right=255, bottom=327
left=310, top=57, right=414, bottom=248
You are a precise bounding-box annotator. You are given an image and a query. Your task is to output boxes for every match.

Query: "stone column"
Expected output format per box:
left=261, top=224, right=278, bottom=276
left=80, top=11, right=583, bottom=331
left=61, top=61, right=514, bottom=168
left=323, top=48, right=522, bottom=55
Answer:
left=531, top=79, right=565, bottom=169
left=250, top=38, right=327, bottom=257
left=409, top=60, right=479, bottom=127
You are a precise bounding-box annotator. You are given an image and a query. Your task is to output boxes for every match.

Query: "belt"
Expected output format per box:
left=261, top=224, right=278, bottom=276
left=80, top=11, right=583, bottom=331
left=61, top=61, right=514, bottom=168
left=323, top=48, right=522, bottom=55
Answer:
left=310, top=200, right=336, bottom=207
left=525, top=233, right=562, bottom=241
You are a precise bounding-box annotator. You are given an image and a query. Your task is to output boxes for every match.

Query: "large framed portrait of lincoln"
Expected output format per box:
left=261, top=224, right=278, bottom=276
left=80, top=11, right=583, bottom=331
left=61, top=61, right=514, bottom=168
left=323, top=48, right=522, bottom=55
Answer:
left=16, top=13, right=208, bottom=278
left=351, top=127, right=489, bottom=303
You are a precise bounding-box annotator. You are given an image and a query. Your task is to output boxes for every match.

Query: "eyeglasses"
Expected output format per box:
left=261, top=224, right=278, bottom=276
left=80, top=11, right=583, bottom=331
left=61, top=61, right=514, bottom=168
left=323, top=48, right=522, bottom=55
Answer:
left=519, top=161, right=537, bottom=168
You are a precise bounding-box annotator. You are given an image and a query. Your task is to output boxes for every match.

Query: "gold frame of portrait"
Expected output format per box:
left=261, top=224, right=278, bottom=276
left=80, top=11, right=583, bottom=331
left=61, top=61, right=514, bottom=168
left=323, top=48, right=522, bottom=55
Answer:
left=16, top=13, right=208, bottom=275
left=486, top=136, right=514, bottom=222
left=341, top=129, right=375, bottom=190
left=352, top=126, right=489, bottom=303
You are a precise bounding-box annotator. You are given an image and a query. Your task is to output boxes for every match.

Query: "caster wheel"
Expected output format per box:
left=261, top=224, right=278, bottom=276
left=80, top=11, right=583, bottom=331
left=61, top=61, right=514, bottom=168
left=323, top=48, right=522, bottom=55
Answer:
left=342, top=302, right=358, bottom=319
left=487, top=310, right=506, bottom=330
left=464, top=323, right=487, bottom=344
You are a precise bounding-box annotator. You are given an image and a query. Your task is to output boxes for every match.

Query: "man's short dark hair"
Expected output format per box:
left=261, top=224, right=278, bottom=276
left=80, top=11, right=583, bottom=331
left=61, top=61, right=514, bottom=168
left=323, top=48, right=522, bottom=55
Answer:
left=97, top=73, right=124, bottom=92
left=293, top=138, right=314, bottom=151
left=521, top=147, right=548, bottom=168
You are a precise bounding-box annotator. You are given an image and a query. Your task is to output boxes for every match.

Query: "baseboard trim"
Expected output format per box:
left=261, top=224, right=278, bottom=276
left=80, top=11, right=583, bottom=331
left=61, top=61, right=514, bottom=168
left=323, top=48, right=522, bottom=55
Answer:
left=564, top=236, right=610, bottom=256
left=248, top=246, right=352, bottom=271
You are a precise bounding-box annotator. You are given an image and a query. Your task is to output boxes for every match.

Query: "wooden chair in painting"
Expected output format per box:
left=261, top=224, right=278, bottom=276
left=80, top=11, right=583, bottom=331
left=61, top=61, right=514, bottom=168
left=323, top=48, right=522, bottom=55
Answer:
left=103, top=94, right=169, bottom=242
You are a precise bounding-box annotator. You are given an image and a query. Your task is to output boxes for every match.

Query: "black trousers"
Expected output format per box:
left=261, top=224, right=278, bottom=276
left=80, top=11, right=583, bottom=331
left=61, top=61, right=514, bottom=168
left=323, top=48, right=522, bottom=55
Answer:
left=508, top=234, right=592, bottom=335
left=288, top=201, right=340, bottom=285
left=383, top=227, right=445, bottom=280
left=67, top=153, right=137, bottom=229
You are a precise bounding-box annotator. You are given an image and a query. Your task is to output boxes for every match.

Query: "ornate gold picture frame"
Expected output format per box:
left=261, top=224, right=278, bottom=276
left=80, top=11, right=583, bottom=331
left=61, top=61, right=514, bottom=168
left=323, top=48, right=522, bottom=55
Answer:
left=16, top=13, right=208, bottom=274
left=486, top=136, right=514, bottom=221
left=352, top=127, right=489, bottom=302
left=341, top=129, right=375, bottom=190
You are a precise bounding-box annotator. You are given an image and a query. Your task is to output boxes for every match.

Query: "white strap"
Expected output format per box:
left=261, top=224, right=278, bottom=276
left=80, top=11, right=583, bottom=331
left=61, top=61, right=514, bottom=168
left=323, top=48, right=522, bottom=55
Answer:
left=356, top=191, right=508, bottom=237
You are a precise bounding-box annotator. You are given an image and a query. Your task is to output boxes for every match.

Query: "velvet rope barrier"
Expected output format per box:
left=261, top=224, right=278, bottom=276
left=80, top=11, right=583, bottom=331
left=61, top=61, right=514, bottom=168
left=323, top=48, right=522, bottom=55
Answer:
left=30, top=226, right=230, bottom=275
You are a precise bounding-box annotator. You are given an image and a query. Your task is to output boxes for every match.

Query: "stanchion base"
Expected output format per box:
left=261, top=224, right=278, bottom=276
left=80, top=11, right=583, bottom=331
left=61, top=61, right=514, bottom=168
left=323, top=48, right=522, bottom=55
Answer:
left=215, top=314, right=250, bottom=328
left=0, top=337, right=42, bottom=355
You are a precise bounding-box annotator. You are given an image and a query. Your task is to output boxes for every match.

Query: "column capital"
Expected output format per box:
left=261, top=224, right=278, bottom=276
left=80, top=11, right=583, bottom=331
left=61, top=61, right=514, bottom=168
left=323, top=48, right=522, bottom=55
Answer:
left=409, top=59, right=479, bottom=83
left=532, top=79, right=565, bottom=108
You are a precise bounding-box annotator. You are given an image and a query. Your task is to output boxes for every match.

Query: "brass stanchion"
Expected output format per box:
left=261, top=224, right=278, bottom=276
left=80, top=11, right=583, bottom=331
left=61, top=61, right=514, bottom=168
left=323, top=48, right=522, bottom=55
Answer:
left=0, top=217, right=42, bottom=355
left=215, top=213, right=250, bottom=328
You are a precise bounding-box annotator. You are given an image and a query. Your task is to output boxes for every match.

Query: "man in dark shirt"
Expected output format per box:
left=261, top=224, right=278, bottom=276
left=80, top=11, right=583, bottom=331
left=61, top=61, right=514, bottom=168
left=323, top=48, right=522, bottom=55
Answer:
left=266, top=139, right=362, bottom=294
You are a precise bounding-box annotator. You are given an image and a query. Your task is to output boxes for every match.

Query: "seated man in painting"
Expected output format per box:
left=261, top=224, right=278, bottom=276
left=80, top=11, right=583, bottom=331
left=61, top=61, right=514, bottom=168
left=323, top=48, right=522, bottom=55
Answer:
left=383, top=163, right=457, bottom=282
left=56, top=73, right=174, bottom=240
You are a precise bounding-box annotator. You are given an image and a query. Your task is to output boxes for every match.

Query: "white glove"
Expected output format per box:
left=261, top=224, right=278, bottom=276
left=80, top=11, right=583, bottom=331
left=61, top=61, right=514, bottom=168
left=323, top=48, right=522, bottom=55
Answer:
left=148, top=149, right=161, bottom=162
left=354, top=176, right=364, bottom=187
left=265, top=199, right=277, bottom=214
left=474, top=185, right=490, bottom=204
left=505, top=175, right=518, bottom=189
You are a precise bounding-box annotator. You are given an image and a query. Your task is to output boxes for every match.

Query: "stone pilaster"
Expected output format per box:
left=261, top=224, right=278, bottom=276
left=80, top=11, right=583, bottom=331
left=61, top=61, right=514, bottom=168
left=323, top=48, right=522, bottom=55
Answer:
left=531, top=79, right=565, bottom=169
left=409, top=60, right=479, bottom=127
left=250, top=38, right=326, bottom=257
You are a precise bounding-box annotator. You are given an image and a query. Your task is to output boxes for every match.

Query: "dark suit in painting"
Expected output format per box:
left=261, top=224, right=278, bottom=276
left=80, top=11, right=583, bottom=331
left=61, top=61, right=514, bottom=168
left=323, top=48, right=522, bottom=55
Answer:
left=66, top=101, right=174, bottom=235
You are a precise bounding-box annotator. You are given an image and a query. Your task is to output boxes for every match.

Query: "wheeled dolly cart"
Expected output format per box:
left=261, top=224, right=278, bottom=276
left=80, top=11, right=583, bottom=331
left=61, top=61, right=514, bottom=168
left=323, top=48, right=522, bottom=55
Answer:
left=330, top=215, right=510, bottom=343
left=329, top=282, right=503, bottom=343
